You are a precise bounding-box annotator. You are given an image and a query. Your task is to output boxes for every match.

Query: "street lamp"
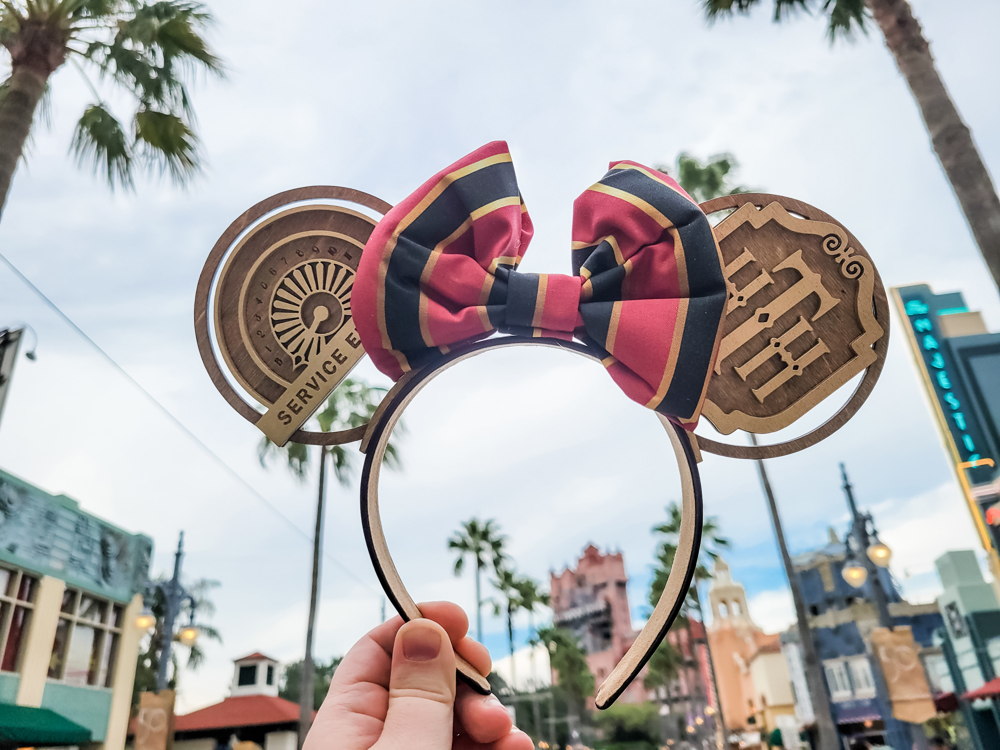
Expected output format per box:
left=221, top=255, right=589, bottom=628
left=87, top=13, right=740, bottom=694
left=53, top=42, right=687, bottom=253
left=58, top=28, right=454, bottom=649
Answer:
left=177, top=626, right=200, bottom=647
left=867, top=542, right=892, bottom=567
left=141, top=531, right=201, bottom=692
left=135, top=609, right=156, bottom=631
left=842, top=556, right=869, bottom=587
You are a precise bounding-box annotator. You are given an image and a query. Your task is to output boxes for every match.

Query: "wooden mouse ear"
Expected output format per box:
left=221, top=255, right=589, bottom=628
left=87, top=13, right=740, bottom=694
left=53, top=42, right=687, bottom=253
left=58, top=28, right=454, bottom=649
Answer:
left=194, top=186, right=392, bottom=446
left=694, top=193, right=890, bottom=460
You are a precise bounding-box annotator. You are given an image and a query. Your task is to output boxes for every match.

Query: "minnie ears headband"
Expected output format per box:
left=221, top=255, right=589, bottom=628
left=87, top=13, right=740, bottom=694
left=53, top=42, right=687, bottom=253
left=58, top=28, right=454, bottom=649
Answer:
left=195, top=141, right=889, bottom=707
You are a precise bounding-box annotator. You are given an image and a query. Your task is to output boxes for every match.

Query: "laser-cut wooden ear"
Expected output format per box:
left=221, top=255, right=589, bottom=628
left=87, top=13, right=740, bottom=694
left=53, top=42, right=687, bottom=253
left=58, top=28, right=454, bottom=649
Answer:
left=358, top=337, right=703, bottom=709
left=695, top=193, right=890, bottom=460
left=194, top=187, right=391, bottom=446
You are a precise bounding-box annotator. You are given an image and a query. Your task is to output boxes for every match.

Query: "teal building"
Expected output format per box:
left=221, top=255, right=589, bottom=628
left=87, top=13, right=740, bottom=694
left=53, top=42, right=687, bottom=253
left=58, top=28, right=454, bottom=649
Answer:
left=0, top=466, right=151, bottom=748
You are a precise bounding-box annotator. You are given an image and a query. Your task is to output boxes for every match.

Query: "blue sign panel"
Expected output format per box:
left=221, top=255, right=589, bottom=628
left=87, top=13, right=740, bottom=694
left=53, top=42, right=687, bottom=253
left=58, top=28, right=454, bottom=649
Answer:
left=896, top=285, right=995, bottom=487
left=0, top=468, right=152, bottom=603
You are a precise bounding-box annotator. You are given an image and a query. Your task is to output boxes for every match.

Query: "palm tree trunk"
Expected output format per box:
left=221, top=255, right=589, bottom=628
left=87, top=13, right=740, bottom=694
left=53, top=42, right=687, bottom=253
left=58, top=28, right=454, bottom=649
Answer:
left=475, top=561, right=483, bottom=642
left=507, top=605, right=516, bottom=689
left=299, top=446, right=327, bottom=748
left=691, top=586, right=728, bottom=747
left=750, top=434, right=839, bottom=750
left=866, top=0, right=1000, bottom=293
left=0, top=66, right=48, bottom=220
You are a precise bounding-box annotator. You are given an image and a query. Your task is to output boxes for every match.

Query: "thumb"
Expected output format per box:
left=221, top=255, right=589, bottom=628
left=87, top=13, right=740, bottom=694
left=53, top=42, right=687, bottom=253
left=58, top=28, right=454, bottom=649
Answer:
left=374, top=618, right=457, bottom=750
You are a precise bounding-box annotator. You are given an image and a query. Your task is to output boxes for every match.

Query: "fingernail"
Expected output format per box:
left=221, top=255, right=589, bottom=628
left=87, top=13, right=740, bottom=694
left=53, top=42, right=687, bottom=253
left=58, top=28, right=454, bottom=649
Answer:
left=402, top=625, right=442, bottom=661
left=483, top=693, right=503, bottom=708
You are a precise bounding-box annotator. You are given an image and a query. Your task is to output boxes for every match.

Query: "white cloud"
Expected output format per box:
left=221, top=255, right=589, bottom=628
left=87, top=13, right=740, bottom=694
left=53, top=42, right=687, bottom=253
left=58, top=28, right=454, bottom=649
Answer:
left=747, top=589, right=796, bottom=635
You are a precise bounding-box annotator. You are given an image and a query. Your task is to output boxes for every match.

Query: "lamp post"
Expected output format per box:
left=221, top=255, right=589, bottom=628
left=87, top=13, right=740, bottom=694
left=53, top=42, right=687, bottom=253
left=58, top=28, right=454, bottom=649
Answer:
left=839, top=464, right=928, bottom=750
left=138, top=531, right=200, bottom=692
left=0, top=324, right=37, bottom=431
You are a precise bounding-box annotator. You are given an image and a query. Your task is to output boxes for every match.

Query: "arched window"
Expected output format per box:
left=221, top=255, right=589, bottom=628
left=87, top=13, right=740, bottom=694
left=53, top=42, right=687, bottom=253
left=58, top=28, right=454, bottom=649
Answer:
left=719, top=602, right=729, bottom=618
left=731, top=600, right=742, bottom=616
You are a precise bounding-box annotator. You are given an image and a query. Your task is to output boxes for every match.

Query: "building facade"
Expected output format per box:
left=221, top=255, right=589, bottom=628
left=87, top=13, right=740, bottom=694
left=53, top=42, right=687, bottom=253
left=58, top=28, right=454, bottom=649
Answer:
left=549, top=544, right=715, bottom=745
left=128, top=652, right=301, bottom=750
left=707, top=559, right=797, bottom=748
left=0, top=467, right=151, bottom=748
left=894, top=285, right=1000, bottom=591
left=788, top=529, right=942, bottom=748
left=933, top=549, right=1000, bottom=750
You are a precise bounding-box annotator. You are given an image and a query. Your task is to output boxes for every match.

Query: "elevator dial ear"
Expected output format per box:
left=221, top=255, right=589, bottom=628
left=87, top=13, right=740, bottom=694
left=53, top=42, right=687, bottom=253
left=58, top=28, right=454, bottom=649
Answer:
left=194, top=186, right=391, bottom=447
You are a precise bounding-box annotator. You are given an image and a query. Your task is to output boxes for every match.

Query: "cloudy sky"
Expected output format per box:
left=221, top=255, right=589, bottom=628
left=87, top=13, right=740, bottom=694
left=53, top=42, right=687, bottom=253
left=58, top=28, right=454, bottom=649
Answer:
left=2, top=0, right=999, bottom=712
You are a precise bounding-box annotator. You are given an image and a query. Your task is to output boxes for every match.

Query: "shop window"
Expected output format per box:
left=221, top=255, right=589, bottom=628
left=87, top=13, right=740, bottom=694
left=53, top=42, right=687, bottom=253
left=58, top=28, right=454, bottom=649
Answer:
left=848, top=657, right=876, bottom=698
left=823, top=660, right=853, bottom=702
left=48, top=587, right=123, bottom=688
left=0, top=565, right=38, bottom=673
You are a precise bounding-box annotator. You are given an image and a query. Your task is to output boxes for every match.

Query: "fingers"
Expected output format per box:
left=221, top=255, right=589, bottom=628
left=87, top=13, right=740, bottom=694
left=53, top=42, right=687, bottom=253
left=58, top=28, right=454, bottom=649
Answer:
left=454, top=728, right=536, bottom=750
left=374, top=618, right=457, bottom=750
left=455, top=684, right=512, bottom=744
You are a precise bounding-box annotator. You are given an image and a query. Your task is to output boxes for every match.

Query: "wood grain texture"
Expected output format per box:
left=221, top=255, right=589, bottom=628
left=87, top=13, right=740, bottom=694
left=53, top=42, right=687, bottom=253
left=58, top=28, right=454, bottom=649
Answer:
left=194, top=186, right=391, bottom=446
left=695, top=193, right=889, bottom=460
left=358, top=336, right=703, bottom=707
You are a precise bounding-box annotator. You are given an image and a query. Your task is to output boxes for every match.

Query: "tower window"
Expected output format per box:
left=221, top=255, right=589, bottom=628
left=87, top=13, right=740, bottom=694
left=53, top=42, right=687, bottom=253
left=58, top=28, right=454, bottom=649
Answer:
left=238, top=664, right=257, bottom=686
left=267, top=664, right=275, bottom=685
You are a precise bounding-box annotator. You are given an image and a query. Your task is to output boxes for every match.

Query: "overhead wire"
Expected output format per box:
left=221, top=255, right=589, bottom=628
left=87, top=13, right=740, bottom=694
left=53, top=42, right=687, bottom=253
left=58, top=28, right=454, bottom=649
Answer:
left=0, top=250, right=380, bottom=595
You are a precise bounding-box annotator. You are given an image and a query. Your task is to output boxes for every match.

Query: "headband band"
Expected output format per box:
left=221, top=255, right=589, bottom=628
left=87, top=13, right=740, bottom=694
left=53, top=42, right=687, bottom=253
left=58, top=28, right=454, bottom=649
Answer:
left=358, top=336, right=703, bottom=708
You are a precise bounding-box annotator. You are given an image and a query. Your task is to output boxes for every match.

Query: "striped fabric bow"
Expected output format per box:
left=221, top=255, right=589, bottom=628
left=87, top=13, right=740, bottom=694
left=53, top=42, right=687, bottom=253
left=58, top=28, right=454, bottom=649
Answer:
left=352, top=141, right=728, bottom=427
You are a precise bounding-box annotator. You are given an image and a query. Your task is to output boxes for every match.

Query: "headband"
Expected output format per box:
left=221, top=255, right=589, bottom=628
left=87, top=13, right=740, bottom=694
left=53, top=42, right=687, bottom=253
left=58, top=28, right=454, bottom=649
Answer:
left=195, top=141, right=889, bottom=708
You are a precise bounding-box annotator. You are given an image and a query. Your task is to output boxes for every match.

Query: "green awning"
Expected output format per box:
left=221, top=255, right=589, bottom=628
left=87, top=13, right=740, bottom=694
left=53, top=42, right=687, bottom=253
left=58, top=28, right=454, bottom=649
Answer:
left=0, top=703, right=92, bottom=746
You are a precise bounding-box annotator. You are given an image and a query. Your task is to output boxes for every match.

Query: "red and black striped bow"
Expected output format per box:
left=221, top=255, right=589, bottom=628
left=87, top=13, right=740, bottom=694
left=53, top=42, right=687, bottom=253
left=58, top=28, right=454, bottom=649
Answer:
left=352, top=141, right=728, bottom=427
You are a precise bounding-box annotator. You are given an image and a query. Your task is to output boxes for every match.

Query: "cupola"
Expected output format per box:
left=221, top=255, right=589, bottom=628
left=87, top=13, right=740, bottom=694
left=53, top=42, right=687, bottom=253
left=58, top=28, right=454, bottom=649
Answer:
left=231, top=652, right=280, bottom=697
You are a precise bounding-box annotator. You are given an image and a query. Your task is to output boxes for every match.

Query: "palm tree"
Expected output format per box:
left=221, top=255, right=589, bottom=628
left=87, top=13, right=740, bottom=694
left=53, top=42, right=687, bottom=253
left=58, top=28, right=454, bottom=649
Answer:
left=0, top=0, right=223, bottom=221
left=671, top=151, right=841, bottom=750
left=643, top=639, right=682, bottom=740
left=663, top=152, right=752, bottom=204
left=448, top=517, right=507, bottom=642
left=649, top=503, right=730, bottom=747
left=259, top=377, right=400, bottom=747
left=531, top=626, right=594, bottom=730
left=513, top=575, right=549, bottom=688
left=491, top=567, right=522, bottom=688
left=702, top=0, right=1000, bottom=295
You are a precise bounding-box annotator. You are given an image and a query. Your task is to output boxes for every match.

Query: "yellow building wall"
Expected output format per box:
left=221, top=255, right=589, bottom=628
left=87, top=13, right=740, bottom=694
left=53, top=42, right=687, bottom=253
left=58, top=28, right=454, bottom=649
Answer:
left=15, top=575, right=66, bottom=707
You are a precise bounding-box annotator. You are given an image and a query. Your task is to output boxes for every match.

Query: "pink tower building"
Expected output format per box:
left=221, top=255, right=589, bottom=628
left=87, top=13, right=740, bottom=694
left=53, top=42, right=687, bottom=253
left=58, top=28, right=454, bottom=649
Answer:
left=549, top=544, right=650, bottom=704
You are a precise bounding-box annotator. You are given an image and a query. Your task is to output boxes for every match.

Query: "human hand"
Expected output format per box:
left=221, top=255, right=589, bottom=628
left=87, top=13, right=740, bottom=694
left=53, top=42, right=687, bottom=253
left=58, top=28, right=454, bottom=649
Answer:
left=304, top=601, right=535, bottom=750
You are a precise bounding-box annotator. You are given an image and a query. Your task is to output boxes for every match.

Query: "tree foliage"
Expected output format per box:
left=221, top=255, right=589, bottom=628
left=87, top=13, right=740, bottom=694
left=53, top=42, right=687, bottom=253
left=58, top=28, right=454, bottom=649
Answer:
left=658, top=152, right=753, bottom=205
left=258, top=377, right=401, bottom=484
left=448, top=517, right=508, bottom=641
left=592, top=702, right=661, bottom=748
left=0, top=0, right=223, bottom=201
left=702, top=0, right=868, bottom=41
left=532, top=626, right=594, bottom=711
left=648, top=502, right=731, bottom=611
left=131, top=575, right=221, bottom=710
left=279, top=656, right=342, bottom=710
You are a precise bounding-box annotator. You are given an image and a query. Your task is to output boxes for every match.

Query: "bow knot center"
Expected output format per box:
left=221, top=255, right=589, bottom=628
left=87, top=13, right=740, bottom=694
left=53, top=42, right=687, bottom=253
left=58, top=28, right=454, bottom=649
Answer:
left=503, top=270, right=584, bottom=333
